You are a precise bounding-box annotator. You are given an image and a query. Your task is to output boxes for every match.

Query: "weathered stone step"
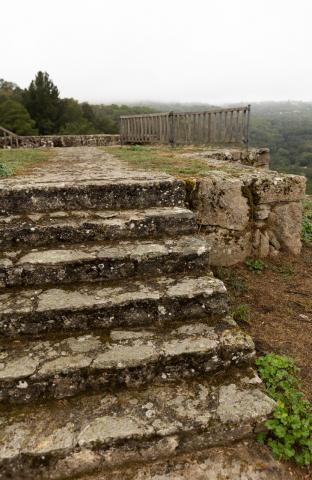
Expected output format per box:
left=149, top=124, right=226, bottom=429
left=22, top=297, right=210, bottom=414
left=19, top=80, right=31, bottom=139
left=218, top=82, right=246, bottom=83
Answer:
left=0, top=368, right=275, bottom=480
left=75, top=441, right=288, bottom=480
left=0, top=236, right=209, bottom=288
left=0, top=207, right=196, bottom=249
left=0, top=316, right=254, bottom=404
left=0, top=177, right=185, bottom=214
left=0, top=274, right=228, bottom=337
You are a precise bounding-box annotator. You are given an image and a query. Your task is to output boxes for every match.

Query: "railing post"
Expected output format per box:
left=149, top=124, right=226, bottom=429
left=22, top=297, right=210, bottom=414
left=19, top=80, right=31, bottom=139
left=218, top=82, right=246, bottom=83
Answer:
left=246, top=104, right=251, bottom=151
left=168, top=111, right=175, bottom=147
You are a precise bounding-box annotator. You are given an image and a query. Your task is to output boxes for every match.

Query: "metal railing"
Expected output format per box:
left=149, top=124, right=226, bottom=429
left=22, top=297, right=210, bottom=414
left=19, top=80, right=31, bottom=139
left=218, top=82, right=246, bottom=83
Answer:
left=120, top=105, right=251, bottom=147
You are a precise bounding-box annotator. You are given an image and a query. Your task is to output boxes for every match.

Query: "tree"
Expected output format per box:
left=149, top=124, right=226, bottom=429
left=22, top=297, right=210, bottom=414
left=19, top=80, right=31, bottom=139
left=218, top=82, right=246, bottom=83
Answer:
left=58, top=98, right=97, bottom=134
left=0, top=99, right=37, bottom=135
left=23, top=71, right=60, bottom=134
left=0, top=79, right=23, bottom=103
left=59, top=119, right=97, bottom=135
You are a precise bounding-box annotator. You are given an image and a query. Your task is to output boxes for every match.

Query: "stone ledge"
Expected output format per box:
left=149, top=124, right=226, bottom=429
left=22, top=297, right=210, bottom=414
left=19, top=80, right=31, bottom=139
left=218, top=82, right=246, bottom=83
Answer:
left=181, top=147, right=270, bottom=169
left=0, top=134, right=120, bottom=149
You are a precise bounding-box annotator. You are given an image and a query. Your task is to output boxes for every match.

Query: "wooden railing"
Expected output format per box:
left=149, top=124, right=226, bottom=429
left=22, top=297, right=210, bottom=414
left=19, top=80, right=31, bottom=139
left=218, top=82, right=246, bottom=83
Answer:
left=0, top=127, right=19, bottom=148
left=120, top=105, right=251, bottom=147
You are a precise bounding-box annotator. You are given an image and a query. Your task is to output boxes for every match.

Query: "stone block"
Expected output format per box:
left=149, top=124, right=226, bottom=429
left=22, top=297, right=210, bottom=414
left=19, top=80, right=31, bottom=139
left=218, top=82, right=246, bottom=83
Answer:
left=202, top=228, right=252, bottom=266
left=192, top=176, right=249, bottom=231
left=268, top=202, right=303, bottom=255
left=244, top=172, right=306, bottom=204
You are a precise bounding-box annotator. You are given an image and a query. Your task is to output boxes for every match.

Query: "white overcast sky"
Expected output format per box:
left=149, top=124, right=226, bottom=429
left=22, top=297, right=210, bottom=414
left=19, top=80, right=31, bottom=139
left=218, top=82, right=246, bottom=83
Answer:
left=2, top=0, right=312, bottom=104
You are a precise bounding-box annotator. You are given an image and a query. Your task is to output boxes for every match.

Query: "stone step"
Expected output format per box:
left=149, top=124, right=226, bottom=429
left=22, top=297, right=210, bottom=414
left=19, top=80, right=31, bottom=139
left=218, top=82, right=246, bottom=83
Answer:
left=0, top=177, right=185, bottom=214
left=0, top=274, right=228, bottom=337
left=0, top=316, right=254, bottom=404
left=0, top=207, right=197, bottom=249
left=0, top=236, right=209, bottom=289
left=0, top=368, right=275, bottom=480
left=74, top=441, right=288, bottom=480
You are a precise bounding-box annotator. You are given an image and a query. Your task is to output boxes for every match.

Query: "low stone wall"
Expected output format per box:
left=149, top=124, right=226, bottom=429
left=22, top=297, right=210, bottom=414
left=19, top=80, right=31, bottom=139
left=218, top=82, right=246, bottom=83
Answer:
left=0, top=134, right=120, bottom=149
left=186, top=160, right=306, bottom=265
left=181, top=148, right=270, bottom=169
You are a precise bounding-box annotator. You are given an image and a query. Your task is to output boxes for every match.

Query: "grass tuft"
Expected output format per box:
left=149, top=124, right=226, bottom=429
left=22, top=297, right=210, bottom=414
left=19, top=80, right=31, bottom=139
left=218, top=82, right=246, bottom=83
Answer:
left=0, top=149, right=52, bottom=176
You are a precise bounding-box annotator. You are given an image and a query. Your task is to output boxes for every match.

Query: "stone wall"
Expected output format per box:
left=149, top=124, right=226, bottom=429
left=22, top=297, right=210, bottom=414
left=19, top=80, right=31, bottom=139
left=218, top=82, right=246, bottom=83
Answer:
left=181, top=148, right=270, bottom=169
left=0, top=134, right=120, bottom=149
left=187, top=161, right=306, bottom=265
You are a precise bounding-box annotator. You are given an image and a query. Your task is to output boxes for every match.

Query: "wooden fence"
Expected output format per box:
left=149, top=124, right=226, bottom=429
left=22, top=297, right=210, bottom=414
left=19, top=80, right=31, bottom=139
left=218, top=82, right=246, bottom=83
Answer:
left=120, top=105, right=251, bottom=147
left=0, top=126, right=19, bottom=148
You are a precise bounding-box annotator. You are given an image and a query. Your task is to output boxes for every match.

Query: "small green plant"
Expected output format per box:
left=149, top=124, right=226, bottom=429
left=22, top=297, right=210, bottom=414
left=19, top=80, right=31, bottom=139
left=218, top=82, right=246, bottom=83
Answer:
left=127, top=144, right=143, bottom=151
left=256, top=353, right=312, bottom=466
left=0, top=162, right=12, bottom=177
left=245, top=258, right=266, bottom=272
left=231, top=303, right=250, bottom=324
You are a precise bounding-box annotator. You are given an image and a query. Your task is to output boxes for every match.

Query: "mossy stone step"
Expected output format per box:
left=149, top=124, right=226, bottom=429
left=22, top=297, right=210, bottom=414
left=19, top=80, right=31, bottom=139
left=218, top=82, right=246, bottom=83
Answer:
left=0, top=274, right=228, bottom=337
left=0, top=236, right=209, bottom=288
left=0, top=207, right=196, bottom=249
left=0, top=177, right=185, bottom=214
left=0, top=316, right=254, bottom=404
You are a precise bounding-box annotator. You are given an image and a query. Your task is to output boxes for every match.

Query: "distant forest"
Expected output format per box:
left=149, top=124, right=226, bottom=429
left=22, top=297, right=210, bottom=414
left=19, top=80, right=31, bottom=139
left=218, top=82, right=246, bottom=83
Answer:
left=0, top=72, right=311, bottom=192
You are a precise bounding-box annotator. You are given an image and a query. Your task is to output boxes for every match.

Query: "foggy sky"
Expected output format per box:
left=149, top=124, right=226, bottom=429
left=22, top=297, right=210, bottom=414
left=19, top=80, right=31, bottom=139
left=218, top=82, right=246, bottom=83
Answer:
left=2, top=0, right=312, bottom=104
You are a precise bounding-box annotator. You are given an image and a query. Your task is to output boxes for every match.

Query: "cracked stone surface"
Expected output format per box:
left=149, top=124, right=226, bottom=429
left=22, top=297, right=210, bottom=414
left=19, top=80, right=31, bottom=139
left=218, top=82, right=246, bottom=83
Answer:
left=0, top=368, right=275, bottom=480
left=0, top=274, right=228, bottom=336
left=0, top=235, right=210, bottom=288
left=0, top=316, right=255, bottom=403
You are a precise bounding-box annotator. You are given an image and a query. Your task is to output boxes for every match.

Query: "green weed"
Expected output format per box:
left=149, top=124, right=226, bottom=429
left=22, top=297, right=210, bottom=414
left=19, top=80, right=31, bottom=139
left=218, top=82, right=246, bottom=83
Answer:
left=245, top=258, right=266, bottom=272
left=231, top=303, right=250, bottom=324
left=0, top=163, right=12, bottom=176
left=256, top=353, right=312, bottom=466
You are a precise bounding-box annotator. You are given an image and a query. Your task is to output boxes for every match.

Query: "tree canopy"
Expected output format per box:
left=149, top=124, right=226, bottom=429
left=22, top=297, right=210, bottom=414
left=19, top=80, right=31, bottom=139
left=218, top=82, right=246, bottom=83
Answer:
left=0, top=98, right=37, bottom=135
left=22, top=72, right=60, bottom=134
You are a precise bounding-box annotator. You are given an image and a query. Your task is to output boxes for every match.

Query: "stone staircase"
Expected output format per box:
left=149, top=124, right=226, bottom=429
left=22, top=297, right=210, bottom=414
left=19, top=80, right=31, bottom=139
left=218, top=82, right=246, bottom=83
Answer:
left=0, top=151, right=275, bottom=479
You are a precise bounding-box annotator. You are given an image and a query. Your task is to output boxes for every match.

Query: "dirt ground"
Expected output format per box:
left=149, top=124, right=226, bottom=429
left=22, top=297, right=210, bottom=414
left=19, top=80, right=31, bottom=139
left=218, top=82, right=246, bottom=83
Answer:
left=213, top=241, right=312, bottom=479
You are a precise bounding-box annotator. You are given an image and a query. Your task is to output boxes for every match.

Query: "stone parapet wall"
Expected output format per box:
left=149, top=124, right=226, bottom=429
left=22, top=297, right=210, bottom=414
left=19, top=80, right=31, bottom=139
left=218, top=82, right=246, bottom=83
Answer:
left=181, top=147, right=270, bottom=169
left=0, top=134, right=120, bottom=149
left=186, top=161, right=306, bottom=265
